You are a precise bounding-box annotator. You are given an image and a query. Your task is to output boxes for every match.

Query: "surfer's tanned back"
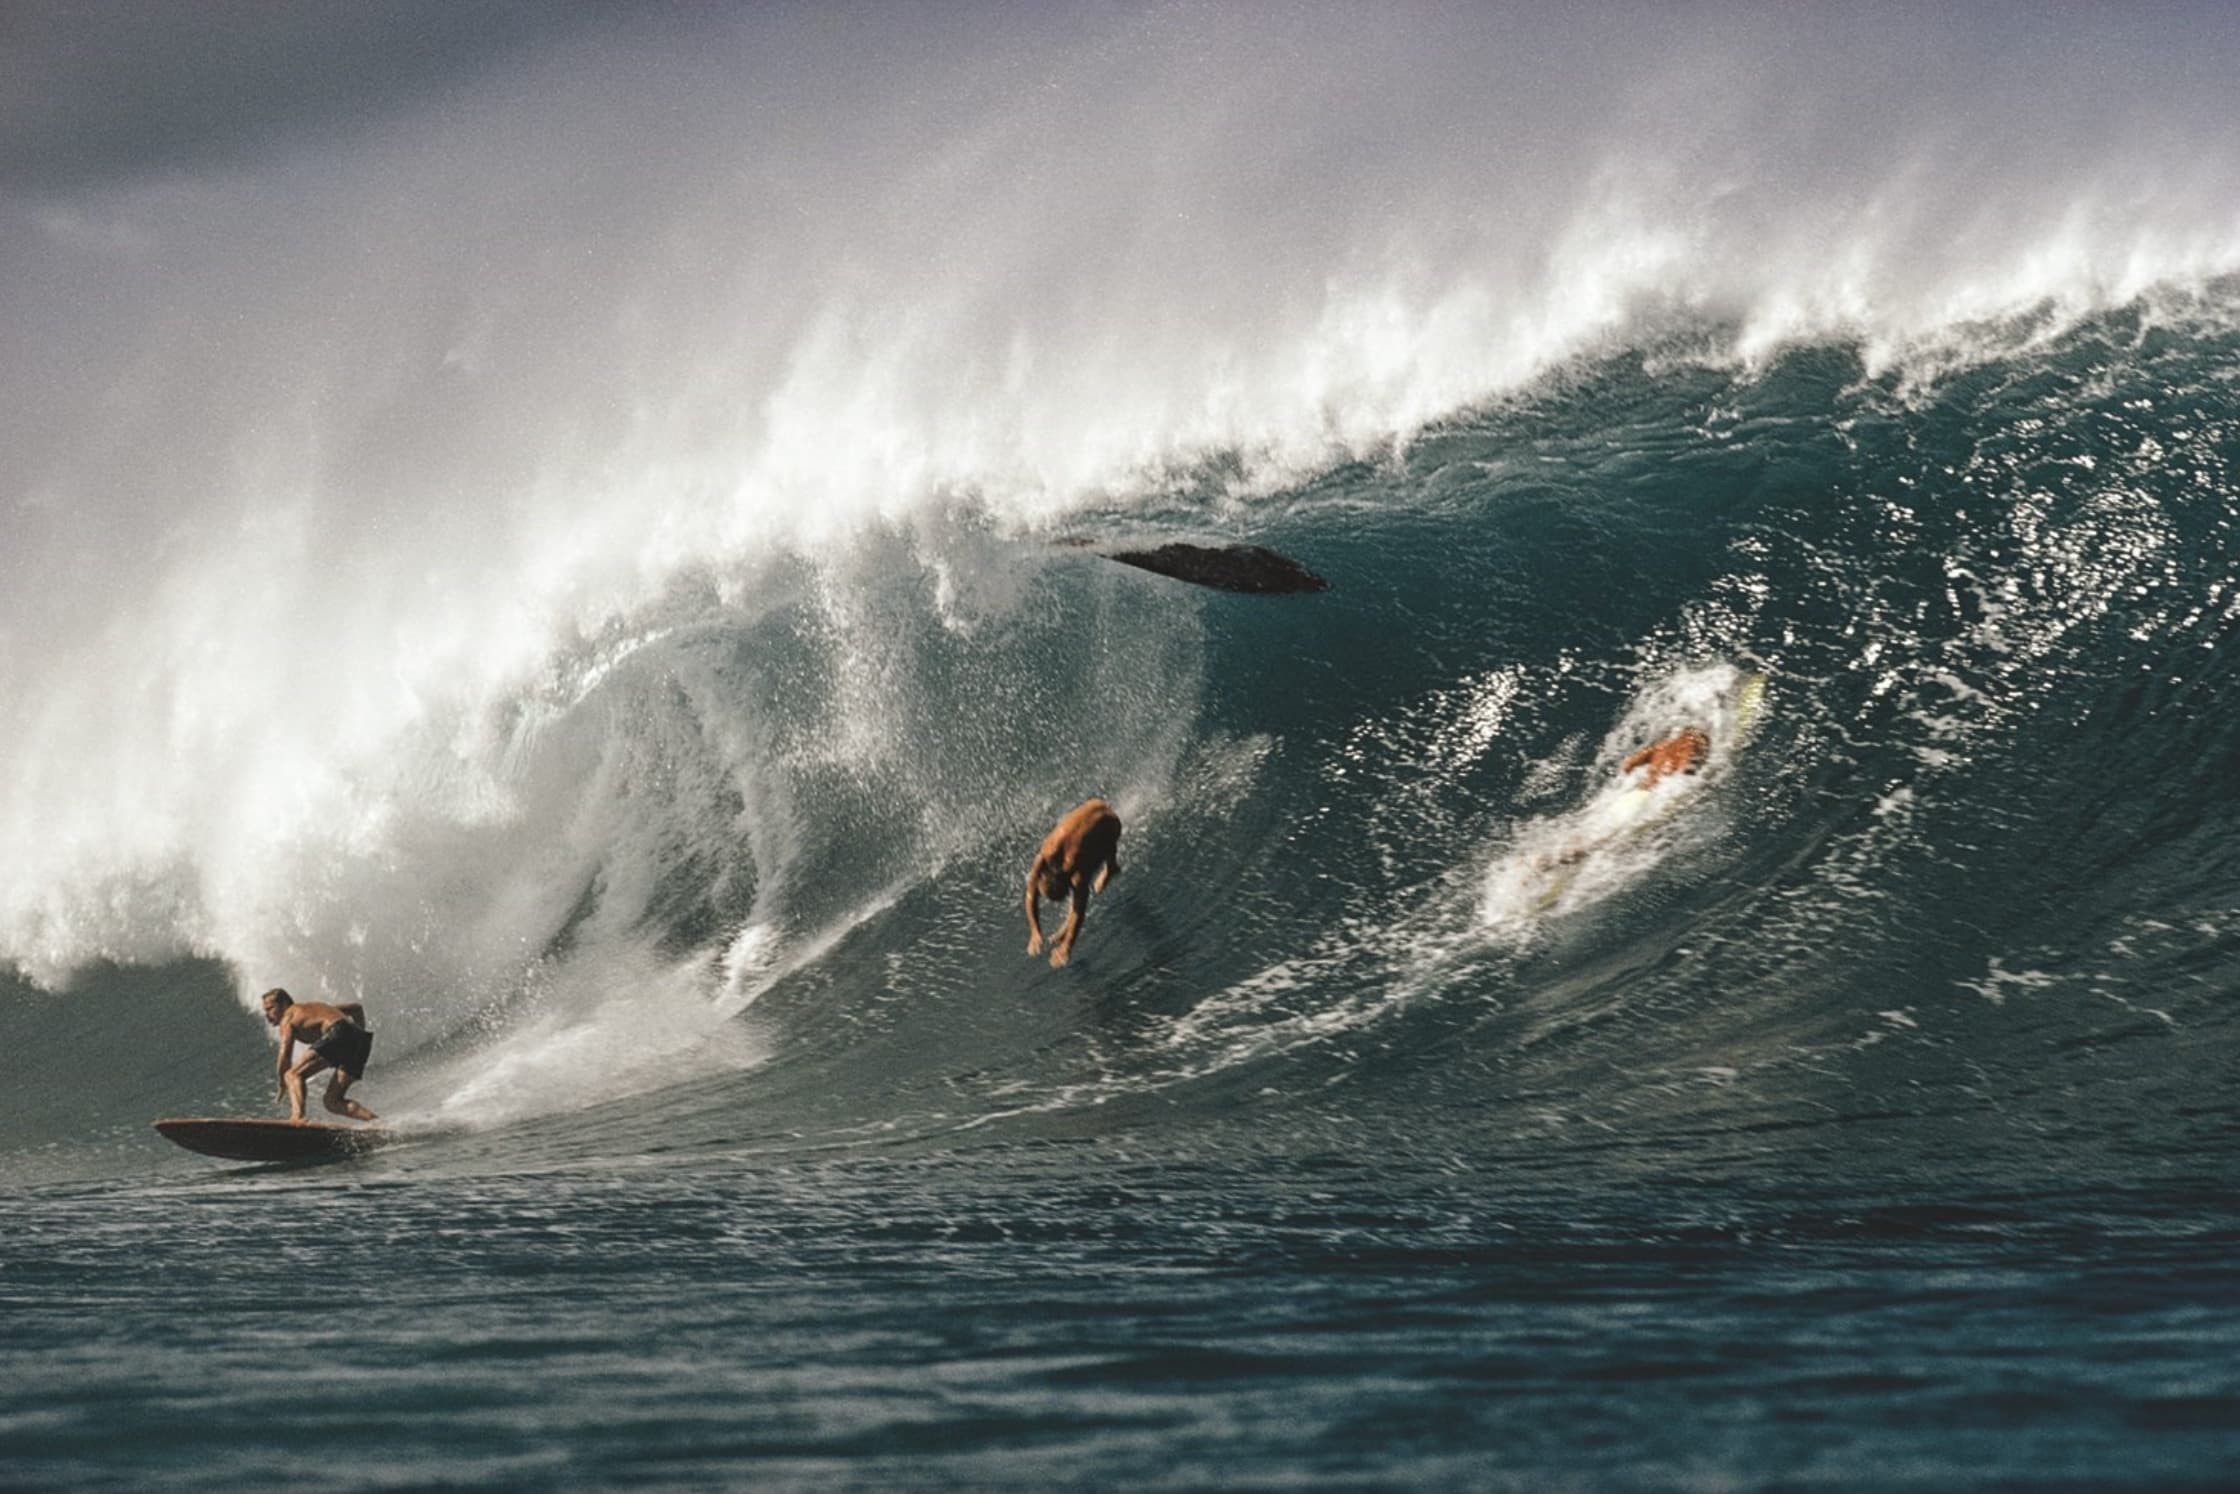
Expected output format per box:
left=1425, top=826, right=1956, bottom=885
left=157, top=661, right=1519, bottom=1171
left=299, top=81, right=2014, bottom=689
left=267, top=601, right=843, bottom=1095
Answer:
left=1025, top=799, right=1123, bottom=968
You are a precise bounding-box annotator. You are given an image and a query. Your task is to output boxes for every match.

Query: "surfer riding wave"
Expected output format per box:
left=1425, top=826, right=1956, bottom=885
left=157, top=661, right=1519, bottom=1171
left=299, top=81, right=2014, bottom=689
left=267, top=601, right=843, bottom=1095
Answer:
left=261, top=989, right=378, bottom=1124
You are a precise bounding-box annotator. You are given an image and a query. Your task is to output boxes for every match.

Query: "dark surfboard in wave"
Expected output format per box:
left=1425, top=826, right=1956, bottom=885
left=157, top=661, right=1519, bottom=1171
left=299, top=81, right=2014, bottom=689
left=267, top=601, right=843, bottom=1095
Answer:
left=1065, top=539, right=1329, bottom=594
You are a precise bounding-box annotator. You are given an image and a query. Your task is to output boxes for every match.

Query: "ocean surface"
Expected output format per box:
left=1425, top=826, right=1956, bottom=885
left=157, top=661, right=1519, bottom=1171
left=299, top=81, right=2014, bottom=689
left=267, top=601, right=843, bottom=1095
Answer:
left=6, top=5, right=2240, bottom=1488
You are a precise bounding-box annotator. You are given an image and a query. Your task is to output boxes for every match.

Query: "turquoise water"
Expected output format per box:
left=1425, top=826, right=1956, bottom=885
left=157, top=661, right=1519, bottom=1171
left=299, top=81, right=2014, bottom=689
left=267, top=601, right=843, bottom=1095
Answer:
left=9, top=1149, right=2236, bottom=1489
left=11, top=322, right=2240, bottom=1486
left=7, top=6, right=2240, bottom=1486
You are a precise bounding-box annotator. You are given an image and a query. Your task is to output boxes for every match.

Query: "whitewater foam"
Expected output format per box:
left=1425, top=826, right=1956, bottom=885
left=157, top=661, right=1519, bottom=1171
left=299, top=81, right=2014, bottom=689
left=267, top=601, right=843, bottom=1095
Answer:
left=7, top=4, right=2240, bottom=1081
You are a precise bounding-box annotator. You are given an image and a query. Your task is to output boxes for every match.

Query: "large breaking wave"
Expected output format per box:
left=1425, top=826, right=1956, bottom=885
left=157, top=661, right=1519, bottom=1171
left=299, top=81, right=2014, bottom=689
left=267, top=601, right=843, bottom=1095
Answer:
left=5, top=3, right=2239, bottom=1170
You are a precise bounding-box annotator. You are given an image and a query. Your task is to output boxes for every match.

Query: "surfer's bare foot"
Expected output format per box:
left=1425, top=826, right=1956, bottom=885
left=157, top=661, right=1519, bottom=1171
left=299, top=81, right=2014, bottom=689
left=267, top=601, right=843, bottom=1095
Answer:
left=324, top=1080, right=376, bottom=1123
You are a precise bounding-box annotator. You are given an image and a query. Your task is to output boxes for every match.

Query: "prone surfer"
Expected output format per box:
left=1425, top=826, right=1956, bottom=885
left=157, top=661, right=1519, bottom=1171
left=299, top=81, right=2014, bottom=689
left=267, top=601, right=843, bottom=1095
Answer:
left=1622, top=726, right=1709, bottom=787
left=1025, top=798, right=1123, bottom=968
left=261, top=988, right=378, bottom=1124
left=1534, top=724, right=1713, bottom=874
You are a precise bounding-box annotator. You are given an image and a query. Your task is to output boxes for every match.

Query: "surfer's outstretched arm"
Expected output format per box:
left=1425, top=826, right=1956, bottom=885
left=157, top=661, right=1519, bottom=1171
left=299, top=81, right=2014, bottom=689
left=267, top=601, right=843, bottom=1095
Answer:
left=1025, top=859, right=1049, bottom=957
left=274, top=1025, right=295, bottom=1099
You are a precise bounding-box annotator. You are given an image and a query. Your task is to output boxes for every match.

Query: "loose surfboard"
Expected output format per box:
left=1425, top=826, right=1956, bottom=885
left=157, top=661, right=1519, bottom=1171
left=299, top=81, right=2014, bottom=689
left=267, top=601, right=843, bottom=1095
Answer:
left=154, top=1117, right=387, bottom=1163
left=1055, top=538, right=1330, bottom=594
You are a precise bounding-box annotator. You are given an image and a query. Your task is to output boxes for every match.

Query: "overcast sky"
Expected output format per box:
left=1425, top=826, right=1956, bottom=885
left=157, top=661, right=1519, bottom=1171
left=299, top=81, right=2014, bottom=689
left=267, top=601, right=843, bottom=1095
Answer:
left=0, top=1, right=650, bottom=190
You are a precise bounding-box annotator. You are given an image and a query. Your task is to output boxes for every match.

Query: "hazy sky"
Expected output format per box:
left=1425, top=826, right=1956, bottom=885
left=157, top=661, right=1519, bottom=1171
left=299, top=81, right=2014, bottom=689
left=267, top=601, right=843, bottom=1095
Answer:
left=0, top=2, right=637, bottom=189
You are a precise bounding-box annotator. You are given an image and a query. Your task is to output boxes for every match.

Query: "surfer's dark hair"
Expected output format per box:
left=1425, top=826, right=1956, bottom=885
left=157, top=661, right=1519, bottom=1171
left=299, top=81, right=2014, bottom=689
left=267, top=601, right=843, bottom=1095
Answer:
left=260, top=987, right=293, bottom=1009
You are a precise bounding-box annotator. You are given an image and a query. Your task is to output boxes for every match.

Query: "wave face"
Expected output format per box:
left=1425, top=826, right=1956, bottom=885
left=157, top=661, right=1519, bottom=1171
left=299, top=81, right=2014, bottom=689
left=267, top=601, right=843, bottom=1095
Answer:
left=4, top=5, right=2240, bottom=1179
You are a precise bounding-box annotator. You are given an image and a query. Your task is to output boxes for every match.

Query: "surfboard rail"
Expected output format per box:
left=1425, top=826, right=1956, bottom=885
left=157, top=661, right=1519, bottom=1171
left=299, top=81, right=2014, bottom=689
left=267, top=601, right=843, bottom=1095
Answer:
left=154, top=1117, right=388, bottom=1163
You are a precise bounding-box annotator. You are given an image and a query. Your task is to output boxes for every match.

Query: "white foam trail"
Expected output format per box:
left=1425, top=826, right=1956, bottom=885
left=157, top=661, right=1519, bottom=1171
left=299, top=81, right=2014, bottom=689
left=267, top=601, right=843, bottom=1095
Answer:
left=398, top=940, right=770, bottom=1134
left=1482, top=663, right=1752, bottom=932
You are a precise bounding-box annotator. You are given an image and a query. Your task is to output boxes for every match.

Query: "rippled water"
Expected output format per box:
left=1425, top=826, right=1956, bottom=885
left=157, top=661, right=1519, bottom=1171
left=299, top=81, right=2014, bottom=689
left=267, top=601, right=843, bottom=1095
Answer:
left=9, top=1127, right=2238, bottom=1489
left=11, top=317, right=2240, bottom=1485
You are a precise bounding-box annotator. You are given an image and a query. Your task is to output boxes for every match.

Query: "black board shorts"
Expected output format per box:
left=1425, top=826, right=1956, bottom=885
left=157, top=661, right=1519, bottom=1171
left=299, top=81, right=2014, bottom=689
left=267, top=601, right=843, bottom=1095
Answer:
left=310, top=1022, right=374, bottom=1079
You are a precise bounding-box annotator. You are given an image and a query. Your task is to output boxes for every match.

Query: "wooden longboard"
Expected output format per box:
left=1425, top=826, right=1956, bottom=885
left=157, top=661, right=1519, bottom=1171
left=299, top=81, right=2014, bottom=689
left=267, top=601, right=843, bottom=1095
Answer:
left=154, top=1117, right=387, bottom=1163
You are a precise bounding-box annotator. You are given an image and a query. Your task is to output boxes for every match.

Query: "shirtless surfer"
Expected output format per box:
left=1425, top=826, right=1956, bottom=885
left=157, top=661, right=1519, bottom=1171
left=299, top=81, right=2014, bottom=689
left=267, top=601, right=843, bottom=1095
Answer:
left=1536, top=725, right=1713, bottom=874
left=1025, top=798, right=1123, bottom=968
left=262, top=988, right=378, bottom=1124
left=1622, top=726, right=1709, bottom=786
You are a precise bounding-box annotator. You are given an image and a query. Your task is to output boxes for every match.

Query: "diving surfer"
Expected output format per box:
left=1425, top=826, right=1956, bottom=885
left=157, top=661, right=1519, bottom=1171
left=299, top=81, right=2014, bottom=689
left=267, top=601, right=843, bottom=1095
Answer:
left=1621, top=726, right=1709, bottom=787
left=1024, top=798, right=1123, bottom=968
left=261, top=988, right=378, bottom=1124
